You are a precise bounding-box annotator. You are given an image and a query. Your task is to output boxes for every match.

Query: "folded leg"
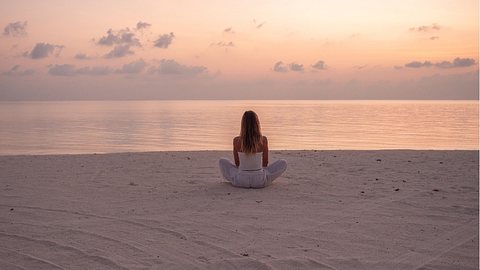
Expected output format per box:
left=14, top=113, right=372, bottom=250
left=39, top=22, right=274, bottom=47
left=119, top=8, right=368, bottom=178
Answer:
left=265, top=159, right=287, bottom=185
left=219, top=158, right=238, bottom=183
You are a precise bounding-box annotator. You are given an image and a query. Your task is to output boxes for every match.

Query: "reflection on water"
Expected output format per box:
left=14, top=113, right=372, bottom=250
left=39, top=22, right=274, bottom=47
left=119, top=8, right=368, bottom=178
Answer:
left=0, top=100, right=478, bottom=154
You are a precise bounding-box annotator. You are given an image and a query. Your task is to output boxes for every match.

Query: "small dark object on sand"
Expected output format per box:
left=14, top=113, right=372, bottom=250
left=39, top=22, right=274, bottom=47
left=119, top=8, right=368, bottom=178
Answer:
left=375, top=178, right=379, bottom=180
left=394, top=188, right=400, bottom=191
left=256, top=200, right=262, bottom=203
left=187, top=157, right=191, bottom=160
left=402, top=180, right=407, bottom=183
left=241, top=253, right=249, bottom=257
left=227, top=192, right=231, bottom=195
left=376, top=159, right=382, bottom=162
left=360, top=191, right=365, bottom=194
left=407, top=160, right=411, bottom=162
left=433, top=189, right=439, bottom=192
left=10, top=208, right=14, bottom=211
left=439, top=161, right=443, bottom=164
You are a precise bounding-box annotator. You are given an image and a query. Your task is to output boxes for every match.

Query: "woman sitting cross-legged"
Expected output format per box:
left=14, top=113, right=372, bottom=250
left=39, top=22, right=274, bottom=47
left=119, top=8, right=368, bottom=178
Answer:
left=219, top=110, right=287, bottom=188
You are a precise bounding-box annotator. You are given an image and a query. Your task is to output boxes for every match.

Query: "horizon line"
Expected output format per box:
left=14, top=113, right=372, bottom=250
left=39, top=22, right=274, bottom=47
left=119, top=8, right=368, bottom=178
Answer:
left=0, top=98, right=478, bottom=102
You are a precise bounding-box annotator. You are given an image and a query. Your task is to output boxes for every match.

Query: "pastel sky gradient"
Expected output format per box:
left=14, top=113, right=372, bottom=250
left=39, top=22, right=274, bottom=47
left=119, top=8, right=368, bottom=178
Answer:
left=0, top=0, right=478, bottom=100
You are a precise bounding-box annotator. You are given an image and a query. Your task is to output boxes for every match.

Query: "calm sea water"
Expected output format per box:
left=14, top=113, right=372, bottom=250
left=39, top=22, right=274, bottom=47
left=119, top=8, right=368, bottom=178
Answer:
left=0, top=100, right=478, bottom=155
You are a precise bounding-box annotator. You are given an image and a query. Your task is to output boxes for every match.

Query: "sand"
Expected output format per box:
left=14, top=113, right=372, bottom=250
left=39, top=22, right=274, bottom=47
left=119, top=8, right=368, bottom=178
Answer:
left=0, top=150, right=478, bottom=270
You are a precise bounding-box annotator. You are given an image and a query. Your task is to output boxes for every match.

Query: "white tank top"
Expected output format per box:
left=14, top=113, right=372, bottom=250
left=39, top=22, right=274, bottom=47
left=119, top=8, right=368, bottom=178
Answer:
left=238, top=152, right=263, bottom=171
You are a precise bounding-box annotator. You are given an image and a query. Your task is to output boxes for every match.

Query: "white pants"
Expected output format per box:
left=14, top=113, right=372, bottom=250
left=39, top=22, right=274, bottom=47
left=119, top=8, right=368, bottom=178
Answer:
left=219, top=158, right=287, bottom=188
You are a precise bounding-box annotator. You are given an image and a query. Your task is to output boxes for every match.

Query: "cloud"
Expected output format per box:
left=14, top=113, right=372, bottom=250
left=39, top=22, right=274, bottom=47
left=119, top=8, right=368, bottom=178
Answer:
left=116, top=59, right=147, bottom=74
left=97, top=28, right=141, bottom=47
left=77, top=66, right=113, bottom=76
left=48, top=64, right=76, bottom=76
left=289, top=63, right=304, bottom=72
left=405, top=61, right=432, bottom=68
left=434, top=61, right=452, bottom=69
left=74, top=53, right=91, bottom=60
left=409, top=23, right=441, bottom=32
left=136, top=21, right=151, bottom=30
left=224, top=27, right=234, bottom=33
left=404, top=58, right=476, bottom=69
left=48, top=64, right=113, bottom=76
left=252, top=19, right=266, bottom=29
left=212, top=41, right=235, bottom=47
left=312, top=60, right=326, bottom=70
left=451, top=57, right=476, bottom=67
left=2, top=65, right=35, bottom=76
left=154, top=32, right=175, bottom=48
left=3, top=21, right=28, bottom=37
left=104, top=45, right=134, bottom=58
left=149, top=59, right=207, bottom=75
left=118, top=32, right=140, bottom=46
left=353, top=64, right=367, bottom=70
left=273, top=61, right=288, bottom=72
left=95, top=26, right=144, bottom=59
left=26, top=43, right=64, bottom=59
left=48, top=60, right=150, bottom=76
left=97, top=29, right=120, bottom=46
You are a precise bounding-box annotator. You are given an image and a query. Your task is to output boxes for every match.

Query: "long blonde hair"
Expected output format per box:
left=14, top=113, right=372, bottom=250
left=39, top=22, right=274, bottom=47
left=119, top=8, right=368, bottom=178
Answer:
left=240, top=110, right=262, bottom=154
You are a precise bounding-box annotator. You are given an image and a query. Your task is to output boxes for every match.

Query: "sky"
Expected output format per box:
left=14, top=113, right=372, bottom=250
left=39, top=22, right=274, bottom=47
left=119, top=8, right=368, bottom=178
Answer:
left=0, top=0, right=478, bottom=100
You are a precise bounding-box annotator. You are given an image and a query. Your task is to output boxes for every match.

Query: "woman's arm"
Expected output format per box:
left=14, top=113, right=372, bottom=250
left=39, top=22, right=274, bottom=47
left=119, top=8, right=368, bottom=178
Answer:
left=233, top=137, right=240, bottom=167
left=262, top=136, right=269, bottom=167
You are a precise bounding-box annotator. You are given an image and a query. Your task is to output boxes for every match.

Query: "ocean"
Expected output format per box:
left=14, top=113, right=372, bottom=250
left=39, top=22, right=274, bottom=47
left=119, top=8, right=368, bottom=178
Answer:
left=0, top=100, right=478, bottom=155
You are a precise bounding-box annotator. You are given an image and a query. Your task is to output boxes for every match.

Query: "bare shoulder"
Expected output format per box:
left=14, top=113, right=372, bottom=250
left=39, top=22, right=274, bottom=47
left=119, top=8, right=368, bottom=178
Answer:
left=262, top=136, right=268, bottom=148
left=233, top=136, right=241, bottom=149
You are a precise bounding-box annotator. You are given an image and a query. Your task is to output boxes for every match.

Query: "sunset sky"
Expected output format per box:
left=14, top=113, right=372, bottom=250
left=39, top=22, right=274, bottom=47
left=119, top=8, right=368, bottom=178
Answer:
left=0, top=0, right=478, bottom=100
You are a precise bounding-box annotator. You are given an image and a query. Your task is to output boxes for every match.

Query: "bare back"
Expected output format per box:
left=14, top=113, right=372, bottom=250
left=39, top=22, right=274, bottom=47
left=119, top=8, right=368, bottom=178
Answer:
left=233, top=136, right=269, bottom=167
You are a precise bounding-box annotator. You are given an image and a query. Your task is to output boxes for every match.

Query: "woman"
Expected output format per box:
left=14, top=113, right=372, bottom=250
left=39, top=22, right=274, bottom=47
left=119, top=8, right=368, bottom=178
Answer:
left=219, top=110, right=287, bottom=188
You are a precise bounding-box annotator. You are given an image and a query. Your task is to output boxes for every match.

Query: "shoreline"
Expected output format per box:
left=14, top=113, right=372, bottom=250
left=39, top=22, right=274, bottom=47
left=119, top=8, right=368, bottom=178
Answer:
left=0, top=148, right=478, bottom=157
left=1, top=150, right=478, bottom=269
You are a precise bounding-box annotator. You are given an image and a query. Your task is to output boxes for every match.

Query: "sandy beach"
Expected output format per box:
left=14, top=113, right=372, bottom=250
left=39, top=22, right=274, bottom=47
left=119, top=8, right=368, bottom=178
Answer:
left=0, top=150, right=478, bottom=270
